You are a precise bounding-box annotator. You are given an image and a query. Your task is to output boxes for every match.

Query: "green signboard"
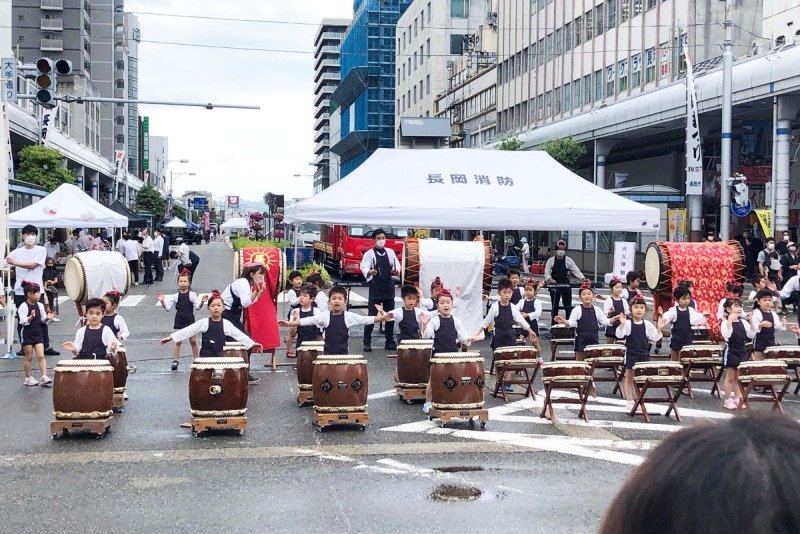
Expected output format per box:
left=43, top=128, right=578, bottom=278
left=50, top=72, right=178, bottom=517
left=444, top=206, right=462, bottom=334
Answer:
left=141, top=116, right=150, bottom=171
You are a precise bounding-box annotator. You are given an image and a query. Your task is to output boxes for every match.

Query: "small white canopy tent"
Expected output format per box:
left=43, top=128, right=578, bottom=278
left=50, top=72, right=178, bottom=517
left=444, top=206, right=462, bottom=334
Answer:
left=220, top=217, right=249, bottom=230
left=162, top=216, right=188, bottom=229
left=284, top=148, right=660, bottom=231
left=9, top=183, right=128, bottom=228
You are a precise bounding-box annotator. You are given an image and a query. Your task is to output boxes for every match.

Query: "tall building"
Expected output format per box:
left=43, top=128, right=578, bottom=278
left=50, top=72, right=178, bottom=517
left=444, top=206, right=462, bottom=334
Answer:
left=11, top=0, right=92, bottom=77
left=149, top=134, right=168, bottom=194
left=123, top=13, right=139, bottom=176
left=312, top=18, right=349, bottom=193
left=761, top=1, right=800, bottom=48
left=89, top=0, right=114, bottom=159
left=330, top=0, right=412, bottom=178
left=435, top=58, right=497, bottom=148
left=395, top=0, right=493, bottom=141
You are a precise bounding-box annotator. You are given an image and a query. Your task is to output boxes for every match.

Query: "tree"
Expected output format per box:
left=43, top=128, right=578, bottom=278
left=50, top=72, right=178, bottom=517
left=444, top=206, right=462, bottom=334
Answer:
left=133, top=183, right=166, bottom=219
left=16, top=145, right=75, bottom=191
left=541, top=137, right=587, bottom=173
left=496, top=135, right=523, bottom=151
left=172, top=204, right=186, bottom=220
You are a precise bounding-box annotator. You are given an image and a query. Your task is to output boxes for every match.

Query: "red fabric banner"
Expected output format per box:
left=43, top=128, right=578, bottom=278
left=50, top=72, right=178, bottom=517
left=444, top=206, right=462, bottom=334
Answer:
left=241, top=247, right=284, bottom=351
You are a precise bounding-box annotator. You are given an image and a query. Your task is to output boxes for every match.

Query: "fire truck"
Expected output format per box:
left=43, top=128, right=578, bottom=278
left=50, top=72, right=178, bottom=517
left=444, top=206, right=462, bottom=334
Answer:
left=313, top=225, right=407, bottom=277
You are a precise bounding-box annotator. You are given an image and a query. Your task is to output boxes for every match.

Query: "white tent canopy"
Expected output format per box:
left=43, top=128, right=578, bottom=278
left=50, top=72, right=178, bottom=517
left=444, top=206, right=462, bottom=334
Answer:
left=220, top=217, right=249, bottom=230
left=162, top=216, right=188, bottom=229
left=9, top=183, right=128, bottom=228
left=284, top=148, right=661, bottom=232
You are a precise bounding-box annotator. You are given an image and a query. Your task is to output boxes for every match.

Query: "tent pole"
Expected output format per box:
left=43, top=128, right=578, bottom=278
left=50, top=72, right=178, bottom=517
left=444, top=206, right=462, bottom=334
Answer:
left=594, top=231, right=599, bottom=284
left=293, top=224, right=298, bottom=269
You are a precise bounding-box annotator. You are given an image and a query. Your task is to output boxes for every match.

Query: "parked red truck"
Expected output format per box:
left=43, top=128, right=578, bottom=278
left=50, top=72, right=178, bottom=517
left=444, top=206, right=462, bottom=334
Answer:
left=313, top=225, right=407, bottom=277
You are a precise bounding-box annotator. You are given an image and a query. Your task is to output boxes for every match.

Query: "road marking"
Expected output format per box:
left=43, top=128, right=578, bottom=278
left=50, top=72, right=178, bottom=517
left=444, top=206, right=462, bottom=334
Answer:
left=368, top=389, right=398, bottom=400
left=353, top=464, right=408, bottom=475
left=120, top=295, right=146, bottom=307
left=376, top=458, right=435, bottom=475
left=57, top=296, right=70, bottom=305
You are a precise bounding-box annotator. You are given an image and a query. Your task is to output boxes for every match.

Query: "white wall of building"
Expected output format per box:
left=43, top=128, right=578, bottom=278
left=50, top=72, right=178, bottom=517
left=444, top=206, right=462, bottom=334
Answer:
left=762, top=0, right=800, bottom=47
left=395, top=0, right=492, bottom=144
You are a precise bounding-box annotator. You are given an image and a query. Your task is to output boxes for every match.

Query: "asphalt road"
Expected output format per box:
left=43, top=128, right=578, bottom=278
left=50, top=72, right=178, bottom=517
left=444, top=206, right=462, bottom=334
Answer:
left=1, top=241, right=799, bottom=532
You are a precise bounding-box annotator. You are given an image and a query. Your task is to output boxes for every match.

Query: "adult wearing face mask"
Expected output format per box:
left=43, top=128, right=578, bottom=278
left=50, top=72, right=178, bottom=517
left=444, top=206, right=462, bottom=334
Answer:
left=5, top=225, right=59, bottom=357
left=360, top=228, right=399, bottom=352
left=758, top=238, right=783, bottom=284
left=44, top=235, right=61, bottom=261
left=736, top=228, right=762, bottom=279
left=777, top=230, right=793, bottom=255
left=545, top=239, right=586, bottom=322
left=781, top=242, right=800, bottom=304
left=706, top=230, right=717, bottom=242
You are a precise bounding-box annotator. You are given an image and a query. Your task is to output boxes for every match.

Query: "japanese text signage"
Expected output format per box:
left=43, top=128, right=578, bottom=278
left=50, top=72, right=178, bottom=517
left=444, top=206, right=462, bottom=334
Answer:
left=613, top=242, right=637, bottom=279
left=141, top=116, right=149, bottom=170
left=685, top=52, right=703, bottom=195
left=1, top=58, right=16, bottom=103
left=426, top=174, right=515, bottom=187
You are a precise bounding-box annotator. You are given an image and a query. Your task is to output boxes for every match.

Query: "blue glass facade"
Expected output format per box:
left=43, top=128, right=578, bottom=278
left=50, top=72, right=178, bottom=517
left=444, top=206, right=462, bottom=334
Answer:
left=333, top=0, right=411, bottom=178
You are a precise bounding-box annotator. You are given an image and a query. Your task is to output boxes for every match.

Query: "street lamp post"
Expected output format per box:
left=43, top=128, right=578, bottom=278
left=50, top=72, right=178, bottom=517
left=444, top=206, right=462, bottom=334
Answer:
left=168, top=171, right=196, bottom=216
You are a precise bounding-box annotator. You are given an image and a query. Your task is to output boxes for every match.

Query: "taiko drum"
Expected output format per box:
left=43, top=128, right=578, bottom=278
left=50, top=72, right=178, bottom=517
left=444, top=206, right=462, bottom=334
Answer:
left=396, top=343, right=432, bottom=386
left=52, top=359, right=114, bottom=420
left=189, top=357, right=248, bottom=417
left=313, top=355, right=369, bottom=412
left=429, top=352, right=485, bottom=409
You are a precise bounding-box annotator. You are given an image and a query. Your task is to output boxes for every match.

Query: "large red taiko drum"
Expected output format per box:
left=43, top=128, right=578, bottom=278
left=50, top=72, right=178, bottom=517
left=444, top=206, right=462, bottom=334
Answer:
left=189, top=357, right=248, bottom=417
left=396, top=343, right=432, bottom=387
left=312, top=355, right=368, bottom=413
left=429, top=352, right=485, bottom=410
left=52, top=359, right=114, bottom=420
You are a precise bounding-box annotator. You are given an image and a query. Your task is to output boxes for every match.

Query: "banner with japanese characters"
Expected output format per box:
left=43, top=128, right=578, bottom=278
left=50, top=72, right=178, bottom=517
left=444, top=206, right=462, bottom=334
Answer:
left=755, top=209, right=773, bottom=239
left=685, top=51, right=703, bottom=196
left=667, top=208, right=688, bottom=242
left=613, top=242, right=637, bottom=279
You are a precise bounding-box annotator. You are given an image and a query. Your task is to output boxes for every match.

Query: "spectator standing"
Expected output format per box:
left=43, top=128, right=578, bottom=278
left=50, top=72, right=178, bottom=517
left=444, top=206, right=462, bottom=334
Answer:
left=777, top=229, right=793, bottom=256
left=44, top=235, right=61, bottom=261
left=153, top=229, right=165, bottom=282
left=544, top=239, right=585, bottom=321
left=737, top=228, right=763, bottom=279
left=520, top=237, right=530, bottom=273
left=141, top=229, right=155, bottom=284
left=123, top=234, right=142, bottom=286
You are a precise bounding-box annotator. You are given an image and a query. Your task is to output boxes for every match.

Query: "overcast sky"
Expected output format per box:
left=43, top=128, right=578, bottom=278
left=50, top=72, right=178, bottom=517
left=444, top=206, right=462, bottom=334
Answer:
left=127, top=0, right=353, bottom=203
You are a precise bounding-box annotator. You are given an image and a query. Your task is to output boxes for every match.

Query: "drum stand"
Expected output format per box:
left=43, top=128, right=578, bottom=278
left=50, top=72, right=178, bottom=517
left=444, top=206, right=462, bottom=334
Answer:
left=297, top=385, right=314, bottom=406
left=492, top=359, right=541, bottom=401
left=630, top=377, right=686, bottom=423
left=549, top=339, right=574, bottom=361
left=428, top=407, right=487, bottom=429
left=313, top=409, right=368, bottom=431
left=680, top=358, right=723, bottom=398
left=736, top=376, right=790, bottom=414
left=112, top=389, right=126, bottom=412
left=387, top=355, right=427, bottom=404
left=586, top=358, right=625, bottom=398
left=51, top=417, right=113, bottom=439
left=540, top=378, right=592, bottom=423
left=190, top=415, right=248, bottom=436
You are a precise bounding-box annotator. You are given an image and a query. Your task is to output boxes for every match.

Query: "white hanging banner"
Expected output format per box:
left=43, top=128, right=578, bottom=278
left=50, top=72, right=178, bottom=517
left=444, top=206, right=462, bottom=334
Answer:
left=685, top=51, right=703, bottom=196
left=613, top=241, right=637, bottom=279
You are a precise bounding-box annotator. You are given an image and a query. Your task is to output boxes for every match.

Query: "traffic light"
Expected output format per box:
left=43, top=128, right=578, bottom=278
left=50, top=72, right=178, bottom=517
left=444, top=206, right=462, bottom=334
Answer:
left=33, top=57, right=71, bottom=109
left=273, top=194, right=284, bottom=211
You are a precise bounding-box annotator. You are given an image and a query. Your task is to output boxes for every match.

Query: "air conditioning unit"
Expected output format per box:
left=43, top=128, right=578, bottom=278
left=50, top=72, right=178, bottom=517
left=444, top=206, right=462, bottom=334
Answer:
left=486, top=11, right=498, bottom=27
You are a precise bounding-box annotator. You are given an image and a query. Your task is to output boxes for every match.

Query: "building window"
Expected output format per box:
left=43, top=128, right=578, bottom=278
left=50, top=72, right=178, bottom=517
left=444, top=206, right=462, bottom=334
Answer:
left=531, top=42, right=539, bottom=69
left=426, top=74, right=430, bottom=95
left=426, top=38, right=431, bottom=58
left=414, top=18, right=418, bottom=37
left=621, top=0, right=630, bottom=22
left=545, top=32, right=553, bottom=59
left=659, top=41, right=670, bottom=79
left=594, top=69, right=602, bottom=100
left=419, top=80, right=424, bottom=100
left=645, top=47, right=656, bottom=82
left=451, top=0, right=469, bottom=18
left=776, top=35, right=786, bottom=47
left=555, top=28, right=562, bottom=55
left=595, top=3, right=604, bottom=37
left=573, top=78, right=581, bottom=108
left=575, top=17, right=583, bottom=46
left=450, top=34, right=465, bottom=54
left=583, top=74, right=592, bottom=104
left=554, top=87, right=562, bottom=114
left=633, top=0, right=643, bottom=16
left=522, top=47, right=529, bottom=71
left=413, top=51, right=418, bottom=69
left=563, top=82, right=571, bottom=112
left=631, top=52, right=641, bottom=87
left=606, top=65, right=615, bottom=97
left=585, top=11, right=593, bottom=41
left=618, top=59, right=628, bottom=92
left=646, top=0, right=656, bottom=9
left=427, top=2, right=431, bottom=23
left=607, top=0, right=616, bottom=29
left=544, top=91, right=552, bottom=117
left=676, top=33, right=688, bottom=73
left=564, top=22, right=572, bottom=50
left=420, top=10, right=424, bottom=30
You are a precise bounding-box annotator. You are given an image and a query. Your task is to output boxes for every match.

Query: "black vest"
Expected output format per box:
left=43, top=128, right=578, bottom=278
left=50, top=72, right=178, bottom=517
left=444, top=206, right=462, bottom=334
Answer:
left=369, top=248, right=395, bottom=300
left=296, top=308, right=320, bottom=345
left=324, top=313, right=349, bottom=354
left=199, top=318, right=226, bottom=357
left=728, top=320, right=748, bottom=357
left=509, top=287, right=523, bottom=305
left=626, top=321, right=649, bottom=358
left=398, top=308, right=420, bottom=342
left=433, top=316, right=458, bottom=354
left=492, top=303, right=517, bottom=349
left=77, top=326, right=108, bottom=359
left=552, top=257, right=569, bottom=283
left=605, top=298, right=625, bottom=337
left=672, top=307, right=693, bottom=345
left=101, top=313, right=119, bottom=337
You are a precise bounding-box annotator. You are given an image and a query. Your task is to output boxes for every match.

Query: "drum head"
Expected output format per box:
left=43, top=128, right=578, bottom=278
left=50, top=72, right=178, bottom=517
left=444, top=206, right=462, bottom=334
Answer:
left=64, top=256, right=86, bottom=302
left=644, top=244, right=662, bottom=291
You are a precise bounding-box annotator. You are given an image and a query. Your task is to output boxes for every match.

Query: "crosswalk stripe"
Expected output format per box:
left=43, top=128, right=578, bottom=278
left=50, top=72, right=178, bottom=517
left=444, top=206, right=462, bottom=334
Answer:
left=120, top=295, right=146, bottom=307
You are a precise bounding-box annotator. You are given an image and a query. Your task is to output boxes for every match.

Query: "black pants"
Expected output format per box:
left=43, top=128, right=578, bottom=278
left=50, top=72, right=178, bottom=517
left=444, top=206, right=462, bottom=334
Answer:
left=363, top=298, right=395, bottom=346
left=154, top=254, right=164, bottom=280
left=128, top=260, right=139, bottom=283
left=550, top=287, right=573, bottom=320
left=182, top=260, right=199, bottom=281
left=14, top=294, right=50, bottom=348
left=143, top=251, right=154, bottom=283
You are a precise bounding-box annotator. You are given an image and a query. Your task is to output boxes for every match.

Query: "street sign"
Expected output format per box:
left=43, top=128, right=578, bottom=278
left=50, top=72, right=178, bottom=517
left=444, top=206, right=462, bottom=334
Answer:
left=1, top=58, right=16, bottom=103
left=141, top=116, right=149, bottom=170
left=731, top=200, right=752, bottom=218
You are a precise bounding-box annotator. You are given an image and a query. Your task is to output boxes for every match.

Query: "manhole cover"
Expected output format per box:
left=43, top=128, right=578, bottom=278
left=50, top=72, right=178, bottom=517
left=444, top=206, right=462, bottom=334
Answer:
left=433, top=466, right=484, bottom=473
left=431, top=484, right=482, bottom=502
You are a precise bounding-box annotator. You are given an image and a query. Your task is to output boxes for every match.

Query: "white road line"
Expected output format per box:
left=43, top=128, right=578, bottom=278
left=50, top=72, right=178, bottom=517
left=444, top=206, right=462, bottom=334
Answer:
left=353, top=464, right=408, bottom=475
left=119, top=295, right=146, bottom=307
left=488, top=414, right=683, bottom=433
left=376, top=459, right=435, bottom=475
left=57, top=296, right=70, bottom=305
left=367, top=389, right=398, bottom=400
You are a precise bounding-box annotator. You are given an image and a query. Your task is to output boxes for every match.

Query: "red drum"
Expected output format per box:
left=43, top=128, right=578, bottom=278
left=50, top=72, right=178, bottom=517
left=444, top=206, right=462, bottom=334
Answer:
left=396, top=344, right=432, bottom=387
left=549, top=325, right=576, bottom=340
left=402, top=237, right=493, bottom=294
left=189, top=357, right=249, bottom=417
left=493, top=346, right=539, bottom=363
left=313, top=355, right=369, bottom=413
left=763, top=346, right=800, bottom=365
left=429, top=352, right=485, bottom=409
left=107, top=346, right=136, bottom=394
left=223, top=343, right=250, bottom=365
left=738, top=360, right=788, bottom=382
left=52, top=359, right=114, bottom=420
left=541, top=362, right=591, bottom=382
left=297, top=345, right=324, bottom=391
left=633, top=362, right=684, bottom=384
left=679, top=344, right=723, bottom=362
left=583, top=344, right=625, bottom=361
left=399, top=339, right=433, bottom=348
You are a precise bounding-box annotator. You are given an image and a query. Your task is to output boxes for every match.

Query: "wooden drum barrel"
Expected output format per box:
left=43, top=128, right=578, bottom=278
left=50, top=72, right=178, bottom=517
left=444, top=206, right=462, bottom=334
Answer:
left=64, top=251, right=131, bottom=302
left=402, top=238, right=493, bottom=294
left=223, top=343, right=250, bottom=365
left=297, top=344, right=324, bottom=391
left=52, top=359, right=114, bottom=420
left=107, top=346, right=136, bottom=394
left=189, top=357, right=249, bottom=417
left=312, top=355, right=369, bottom=413
left=396, top=343, right=432, bottom=387
left=429, top=352, right=485, bottom=410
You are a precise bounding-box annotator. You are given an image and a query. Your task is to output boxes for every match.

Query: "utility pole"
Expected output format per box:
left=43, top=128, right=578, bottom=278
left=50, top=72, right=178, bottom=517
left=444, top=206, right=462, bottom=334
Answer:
left=719, top=0, right=733, bottom=240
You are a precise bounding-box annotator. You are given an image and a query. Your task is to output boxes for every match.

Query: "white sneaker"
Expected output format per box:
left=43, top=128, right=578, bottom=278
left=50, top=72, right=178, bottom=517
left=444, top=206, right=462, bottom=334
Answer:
left=423, top=401, right=432, bottom=414
left=51, top=317, right=61, bottom=322
left=23, top=376, right=39, bottom=386
left=39, top=375, right=53, bottom=387
left=724, top=397, right=737, bottom=410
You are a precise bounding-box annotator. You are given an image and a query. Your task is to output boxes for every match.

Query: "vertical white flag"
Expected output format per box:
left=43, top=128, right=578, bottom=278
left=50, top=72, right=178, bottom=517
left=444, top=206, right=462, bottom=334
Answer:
left=685, top=51, right=703, bottom=195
